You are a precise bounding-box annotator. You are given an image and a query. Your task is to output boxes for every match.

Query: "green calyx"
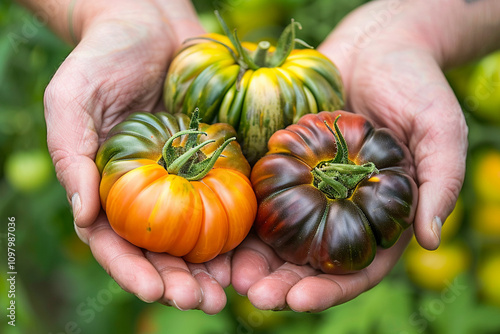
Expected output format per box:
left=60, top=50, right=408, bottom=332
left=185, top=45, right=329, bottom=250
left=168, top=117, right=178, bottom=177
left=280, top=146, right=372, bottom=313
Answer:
left=158, top=108, right=235, bottom=181
left=312, top=116, right=378, bottom=200
left=213, top=10, right=312, bottom=70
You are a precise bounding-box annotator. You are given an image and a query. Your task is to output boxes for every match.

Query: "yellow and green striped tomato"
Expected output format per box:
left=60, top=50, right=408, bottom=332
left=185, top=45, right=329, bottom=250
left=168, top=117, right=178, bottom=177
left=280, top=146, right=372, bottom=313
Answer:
left=164, top=17, right=344, bottom=165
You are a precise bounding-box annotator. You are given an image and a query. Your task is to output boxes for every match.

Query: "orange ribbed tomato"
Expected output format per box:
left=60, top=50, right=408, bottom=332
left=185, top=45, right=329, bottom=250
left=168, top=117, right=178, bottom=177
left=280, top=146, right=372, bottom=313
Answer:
left=95, top=111, right=257, bottom=263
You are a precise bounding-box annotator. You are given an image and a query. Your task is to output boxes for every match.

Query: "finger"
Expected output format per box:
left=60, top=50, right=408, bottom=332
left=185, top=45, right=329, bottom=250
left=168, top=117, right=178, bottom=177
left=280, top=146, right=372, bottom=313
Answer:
left=231, top=234, right=285, bottom=295
left=145, top=252, right=202, bottom=311
left=317, top=1, right=389, bottom=91
left=83, top=212, right=164, bottom=303
left=247, top=263, right=318, bottom=311
left=44, top=71, right=101, bottom=229
left=187, top=262, right=227, bottom=315
left=57, top=155, right=101, bottom=228
left=205, top=252, right=232, bottom=288
left=74, top=221, right=90, bottom=245
left=286, top=229, right=412, bottom=312
left=408, top=83, right=467, bottom=250
left=153, top=0, right=205, bottom=45
left=286, top=274, right=368, bottom=313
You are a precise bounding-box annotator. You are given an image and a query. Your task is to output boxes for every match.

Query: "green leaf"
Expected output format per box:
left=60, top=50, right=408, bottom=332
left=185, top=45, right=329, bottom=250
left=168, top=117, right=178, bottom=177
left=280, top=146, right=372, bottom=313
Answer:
left=214, top=10, right=239, bottom=56
left=268, top=19, right=300, bottom=68
left=214, top=10, right=258, bottom=70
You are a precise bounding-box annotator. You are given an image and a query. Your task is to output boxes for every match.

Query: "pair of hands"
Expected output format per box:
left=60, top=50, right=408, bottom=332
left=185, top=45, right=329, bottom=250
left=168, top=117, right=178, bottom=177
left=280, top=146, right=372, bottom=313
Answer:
left=45, top=0, right=466, bottom=314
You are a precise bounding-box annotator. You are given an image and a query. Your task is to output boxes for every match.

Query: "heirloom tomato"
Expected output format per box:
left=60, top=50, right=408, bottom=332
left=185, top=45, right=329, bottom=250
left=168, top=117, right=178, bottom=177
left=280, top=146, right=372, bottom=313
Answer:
left=251, top=111, right=418, bottom=274
left=95, top=110, right=257, bottom=263
left=164, top=12, right=344, bottom=164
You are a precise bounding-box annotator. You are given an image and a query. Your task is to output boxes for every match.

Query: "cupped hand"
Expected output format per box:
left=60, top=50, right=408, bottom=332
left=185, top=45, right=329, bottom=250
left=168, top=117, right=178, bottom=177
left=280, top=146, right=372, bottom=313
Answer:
left=44, top=0, right=228, bottom=314
left=319, top=1, right=467, bottom=250
left=232, top=1, right=466, bottom=312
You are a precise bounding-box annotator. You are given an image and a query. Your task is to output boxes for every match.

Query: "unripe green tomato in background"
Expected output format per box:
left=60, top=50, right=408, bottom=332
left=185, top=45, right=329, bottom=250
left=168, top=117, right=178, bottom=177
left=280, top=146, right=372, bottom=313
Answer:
left=464, top=51, right=500, bottom=124
left=4, top=149, right=53, bottom=193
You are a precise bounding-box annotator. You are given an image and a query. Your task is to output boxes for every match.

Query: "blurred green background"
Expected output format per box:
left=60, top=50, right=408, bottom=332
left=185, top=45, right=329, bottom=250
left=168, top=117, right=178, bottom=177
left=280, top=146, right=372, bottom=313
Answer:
left=1, top=0, right=500, bottom=333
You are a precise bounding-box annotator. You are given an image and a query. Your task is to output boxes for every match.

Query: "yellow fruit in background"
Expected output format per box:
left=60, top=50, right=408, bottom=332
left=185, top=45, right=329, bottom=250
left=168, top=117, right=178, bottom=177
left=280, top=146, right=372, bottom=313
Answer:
left=441, top=196, right=464, bottom=241
left=464, top=50, right=500, bottom=124
left=404, top=239, right=471, bottom=291
left=472, top=149, right=500, bottom=204
left=471, top=202, right=500, bottom=238
left=477, top=252, right=500, bottom=307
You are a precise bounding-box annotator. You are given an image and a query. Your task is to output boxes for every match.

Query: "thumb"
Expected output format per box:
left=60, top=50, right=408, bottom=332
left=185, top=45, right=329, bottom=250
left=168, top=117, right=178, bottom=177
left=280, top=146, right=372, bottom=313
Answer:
left=409, top=81, right=468, bottom=250
left=44, top=60, right=101, bottom=228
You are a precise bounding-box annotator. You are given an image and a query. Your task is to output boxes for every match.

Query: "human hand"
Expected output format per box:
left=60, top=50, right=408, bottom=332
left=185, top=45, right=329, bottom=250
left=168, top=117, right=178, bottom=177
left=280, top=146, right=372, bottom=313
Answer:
left=232, top=0, right=468, bottom=312
left=44, top=0, right=228, bottom=314
left=318, top=1, right=468, bottom=250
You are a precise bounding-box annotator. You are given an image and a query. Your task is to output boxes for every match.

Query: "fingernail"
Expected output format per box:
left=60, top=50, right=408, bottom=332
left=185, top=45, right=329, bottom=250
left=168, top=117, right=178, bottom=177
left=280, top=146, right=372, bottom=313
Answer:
left=272, top=305, right=288, bottom=311
left=431, top=216, right=442, bottom=245
left=169, top=299, right=187, bottom=311
left=71, top=192, right=81, bottom=223
left=74, top=221, right=89, bottom=245
left=135, top=294, right=155, bottom=303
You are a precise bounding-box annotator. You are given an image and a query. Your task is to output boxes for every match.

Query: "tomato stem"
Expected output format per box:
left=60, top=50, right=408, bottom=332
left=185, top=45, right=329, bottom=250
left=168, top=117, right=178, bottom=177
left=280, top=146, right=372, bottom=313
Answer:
left=184, top=137, right=236, bottom=181
left=214, top=10, right=310, bottom=69
left=159, top=109, right=237, bottom=181
left=162, top=129, right=207, bottom=166
left=167, top=139, right=216, bottom=175
left=317, top=162, right=378, bottom=175
left=312, top=116, right=378, bottom=200
left=313, top=168, right=349, bottom=199
left=253, top=41, right=270, bottom=67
